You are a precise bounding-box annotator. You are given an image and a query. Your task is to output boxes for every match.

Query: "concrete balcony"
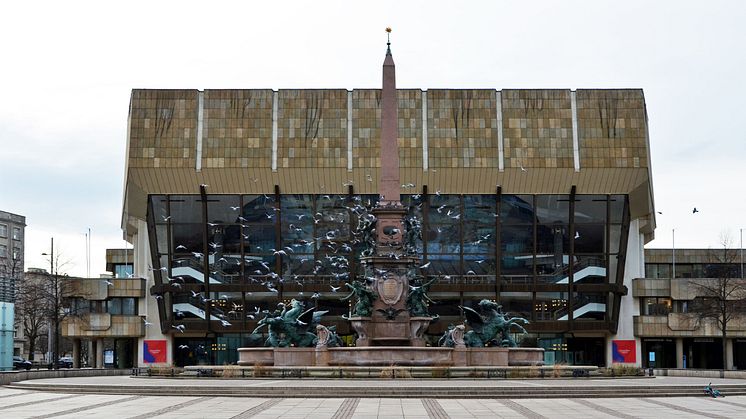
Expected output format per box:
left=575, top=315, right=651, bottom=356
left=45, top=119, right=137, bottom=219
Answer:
left=633, top=277, right=746, bottom=300
left=632, top=278, right=671, bottom=297
left=64, top=278, right=146, bottom=300
left=634, top=313, right=746, bottom=338
left=61, top=313, right=145, bottom=338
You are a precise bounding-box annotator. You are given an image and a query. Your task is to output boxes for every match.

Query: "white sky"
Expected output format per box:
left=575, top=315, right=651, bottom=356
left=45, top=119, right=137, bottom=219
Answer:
left=1, top=0, right=745, bottom=277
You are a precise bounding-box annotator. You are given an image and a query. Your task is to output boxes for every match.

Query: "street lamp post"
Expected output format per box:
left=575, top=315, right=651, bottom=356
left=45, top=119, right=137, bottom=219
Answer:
left=41, top=237, right=59, bottom=369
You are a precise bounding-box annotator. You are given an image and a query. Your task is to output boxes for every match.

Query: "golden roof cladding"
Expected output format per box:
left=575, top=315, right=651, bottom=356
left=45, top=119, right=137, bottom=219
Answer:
left=124, top=88, right=655, bottom=240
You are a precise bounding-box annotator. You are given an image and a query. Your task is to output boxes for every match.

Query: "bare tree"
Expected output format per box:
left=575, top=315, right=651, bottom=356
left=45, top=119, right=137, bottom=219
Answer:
left=690, top=232, right=746, bottom=371
left=14, top=279, right=48, bottom=361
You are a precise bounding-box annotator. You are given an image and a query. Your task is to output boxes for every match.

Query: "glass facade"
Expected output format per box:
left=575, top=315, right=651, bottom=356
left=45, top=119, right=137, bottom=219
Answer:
left=147, top=192, right=629, bottom=363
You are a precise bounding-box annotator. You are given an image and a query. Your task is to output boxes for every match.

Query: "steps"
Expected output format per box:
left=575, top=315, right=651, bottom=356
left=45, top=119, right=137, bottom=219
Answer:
left=7, top=381, right=746, bottom=399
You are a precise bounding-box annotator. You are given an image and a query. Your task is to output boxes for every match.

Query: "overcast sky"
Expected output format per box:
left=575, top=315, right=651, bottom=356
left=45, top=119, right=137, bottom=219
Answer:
left=1, top=0, right=745, bottom=277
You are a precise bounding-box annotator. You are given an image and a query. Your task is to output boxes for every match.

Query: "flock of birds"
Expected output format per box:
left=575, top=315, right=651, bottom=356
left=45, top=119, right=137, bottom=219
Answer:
left=136, top=181, right=694, bottom=345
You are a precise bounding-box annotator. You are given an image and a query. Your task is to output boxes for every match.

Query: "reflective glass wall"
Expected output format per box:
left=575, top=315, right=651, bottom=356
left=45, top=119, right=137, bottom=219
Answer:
left=147, top=193, right=629, bottom=343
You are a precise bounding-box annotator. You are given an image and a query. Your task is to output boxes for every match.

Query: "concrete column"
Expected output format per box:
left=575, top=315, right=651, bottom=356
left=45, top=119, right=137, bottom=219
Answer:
left=87, top=340, right=94, bottom=367
left=96, top=338, right=104, bottom=369
left=72, top=339, right=81, bottom=369
left=676, top=338, right=684, bottom=369
left=726, top=338, right=734, bottom=370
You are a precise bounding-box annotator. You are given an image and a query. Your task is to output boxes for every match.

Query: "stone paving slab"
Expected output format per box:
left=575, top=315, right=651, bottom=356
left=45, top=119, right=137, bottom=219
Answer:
left=2, top=385, right=746, bottom=419
left=13, top=375, right=746, bottom=388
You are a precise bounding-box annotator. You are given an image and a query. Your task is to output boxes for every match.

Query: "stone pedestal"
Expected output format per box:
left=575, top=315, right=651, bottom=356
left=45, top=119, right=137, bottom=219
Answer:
left=348, top=317, right=372, bottom=347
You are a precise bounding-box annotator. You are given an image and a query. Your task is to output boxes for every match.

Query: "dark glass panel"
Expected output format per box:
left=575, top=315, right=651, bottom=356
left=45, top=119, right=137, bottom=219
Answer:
left=609, top=225, right=622, bottom=254
left=107, top=298, right=122, bottom=315
left=463, top=254, right=496, bottom=277
left=426, top=224, right=461, bottom=253
left=170, top=195, right=202, bottom=223
left=464, top=194, right=497, bottom=224
left=317, top=194, right=348, bottom=209
left=206, top=195, right=241, bottom=224
left=501, top=224, right=533, bottom=253
left=500, top=253, right=534, bottom=277
left=609, top=195, right=626, bottom=223
left=241, top=194, right=276, bottom=223
left=243, top=225, right=276, bottom=254
left=429, top=299, right=462, bottom=317
left=535, top=291, right=569, bottom=321
left=463, top=223, right=496, bottom=253
left=500, top=292, right=532, bottom=320
left=285, top=254, right=316, bottom=276
left=150, top=195, right=169, bottom=223
left=122, top=297, right=137, bottom=315
left=424, top=255, right=461, bottom=276
left=500, top=195, right=534, bottom=224
left=429, top=194, right=461, bottom=223
left=574, top=224, right=605, bottom=254
left=212, top=292, right=243, bottom=321
left=574, top=195, right=607, bottom=224
left=535, top=195, right=570, bottom=224
left=156, top=224, right=169, bottom=254
left=172, top=224, right=204, bottom=254
left=536, top=223, right=570, bottom=255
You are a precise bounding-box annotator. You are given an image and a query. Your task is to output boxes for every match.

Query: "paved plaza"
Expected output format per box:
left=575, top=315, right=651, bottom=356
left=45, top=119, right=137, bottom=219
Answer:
left=2, top=376, right=746, bottom=418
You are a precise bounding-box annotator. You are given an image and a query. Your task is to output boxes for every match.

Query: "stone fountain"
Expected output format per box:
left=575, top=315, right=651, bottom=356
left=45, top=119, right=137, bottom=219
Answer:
left=237, top=37, right=543, bottom=368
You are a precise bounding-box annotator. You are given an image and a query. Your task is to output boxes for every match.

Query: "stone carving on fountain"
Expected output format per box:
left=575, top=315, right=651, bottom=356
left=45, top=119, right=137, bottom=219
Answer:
left=438, top=324, right=466, bottom=348
left=459, top=299, right=530, bottom=348
left=252, top=299, right=341, bottom=348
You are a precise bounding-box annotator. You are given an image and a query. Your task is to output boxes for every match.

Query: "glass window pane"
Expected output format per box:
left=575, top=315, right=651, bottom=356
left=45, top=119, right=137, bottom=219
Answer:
left=501, top=225, right=533, bottom=253
left=150, top=195, right=169, bottom=223
left=464, top=194, right=497, bottom=224
left=500, top=292, right=533, bottom=320
left=122, top=298, right=136, bottom=315
left=206, top=195, right=241, bottom=224
left=536, top=224, right=570, bottom=255
left=609, top=225, right=622, bottom=254
left=108, top=298, right=122, bottom=315
left=500, top=195, right=534, bottom=224
left=574, top=195, right=607, bottom=224
left=535, top=195, right=570, bottom=224
left=170, top=195, right=202, bottom=223
left=243, top=225, right=276, bottom=254
left=425, top=224, right=461, bottom=253
left=609, top=195, right=626, bottom=223
left=429, top=195, right=461, bottom=223
left=463, top=224, right=495, bottom=253
left=574, top=224, right=605, bottom=253
left=536, top=292, right=569, bottom=321
left=172, top=224, right=204, bottom=254
left=241, top=195, right=276, bottom=223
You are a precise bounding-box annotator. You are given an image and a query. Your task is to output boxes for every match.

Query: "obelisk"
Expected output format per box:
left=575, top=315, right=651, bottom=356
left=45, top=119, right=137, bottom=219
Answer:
left=380, top=29, right=400, bottom=205
left=374, top=28, right=406, bottom=251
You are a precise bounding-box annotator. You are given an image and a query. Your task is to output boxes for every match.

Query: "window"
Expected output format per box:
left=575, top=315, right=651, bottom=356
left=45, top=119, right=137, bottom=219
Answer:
left=114, top=264, right=133, bottom=278
left=12, top=227, right=21, bottom=240
left=0, top=224, right=6, bottom=237
left=12, top=247, right=21, bottom=259
left=0, top=245, right=6, bottom=258
left=70, top=298, right=91, bottom=314
left=642, top=297, right=672, bottom=315
left=107, top=297, right=137, bottom=315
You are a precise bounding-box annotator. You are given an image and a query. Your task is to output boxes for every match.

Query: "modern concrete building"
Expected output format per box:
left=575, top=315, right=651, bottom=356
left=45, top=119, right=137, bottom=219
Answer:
left=636, top=248, right=746, bottom=370
left=53, top=249, right=141, bottom=368
left=0, top=210, right=25, bottom=370
left=122, top=44, right=656, bottom=367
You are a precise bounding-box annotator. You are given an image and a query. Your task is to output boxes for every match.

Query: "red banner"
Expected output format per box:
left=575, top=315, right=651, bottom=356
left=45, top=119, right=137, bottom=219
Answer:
left=612, top=340, right=636, bottom=363
left=143, top=340, right=167, bottom=363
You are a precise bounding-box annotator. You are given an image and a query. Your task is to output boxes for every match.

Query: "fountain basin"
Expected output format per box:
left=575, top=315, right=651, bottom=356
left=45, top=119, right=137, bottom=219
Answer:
left=238, top=346, right=543, bottom=367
